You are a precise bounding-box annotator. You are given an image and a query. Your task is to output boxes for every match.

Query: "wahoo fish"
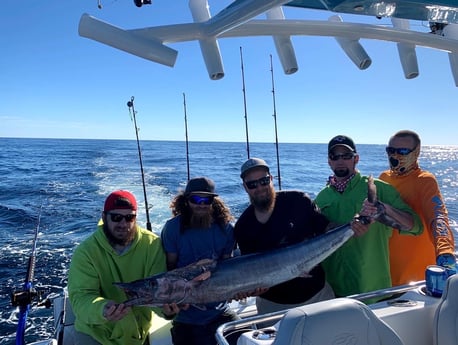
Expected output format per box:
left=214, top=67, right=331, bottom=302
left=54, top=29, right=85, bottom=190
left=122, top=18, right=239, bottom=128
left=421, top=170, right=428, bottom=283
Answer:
left=114, top=224, right=354, bottom=307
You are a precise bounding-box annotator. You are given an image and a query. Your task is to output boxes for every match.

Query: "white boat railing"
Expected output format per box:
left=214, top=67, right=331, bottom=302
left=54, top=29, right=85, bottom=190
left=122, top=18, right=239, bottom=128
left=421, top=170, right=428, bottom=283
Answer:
left=215, top=280, right=427, bottom=345
left=347, top=280, right=425, bottom=302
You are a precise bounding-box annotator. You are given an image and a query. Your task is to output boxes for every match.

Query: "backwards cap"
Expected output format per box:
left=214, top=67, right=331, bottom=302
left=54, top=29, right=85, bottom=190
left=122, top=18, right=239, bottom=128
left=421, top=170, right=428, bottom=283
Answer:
left=104, top=190, right=137, bottom=212
left=185, top=177, right=217, bottom=196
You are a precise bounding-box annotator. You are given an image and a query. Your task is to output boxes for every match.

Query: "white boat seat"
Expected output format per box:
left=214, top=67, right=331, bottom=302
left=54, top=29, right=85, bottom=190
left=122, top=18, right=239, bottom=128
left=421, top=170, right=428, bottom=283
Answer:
left=271, top=297, right=405, bottom=345
left=433, top=274, right=458, bottom=345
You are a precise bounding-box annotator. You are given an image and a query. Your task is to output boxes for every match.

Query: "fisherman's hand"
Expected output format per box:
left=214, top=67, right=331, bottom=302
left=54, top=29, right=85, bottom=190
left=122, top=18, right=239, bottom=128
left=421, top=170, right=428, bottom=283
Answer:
left=359, top=199, right=379, bottom=218
left=163, top=303, right=179, bottom=315
left=437, top=253, right=457, bottom=276
left=161, top=303, right=181, bottom=320
left=351, top=216, right=371, bottom=237
left=103, top=301, right=131, bottom=321
left=231, top=287, right=269, bottom=301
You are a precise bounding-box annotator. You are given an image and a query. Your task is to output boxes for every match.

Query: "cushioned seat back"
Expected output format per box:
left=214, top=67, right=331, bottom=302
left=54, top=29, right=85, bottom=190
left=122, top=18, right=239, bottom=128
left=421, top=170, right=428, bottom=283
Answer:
left=433, top=274, right=458, bottom=345
left=272, top=298, right=404, bottom=345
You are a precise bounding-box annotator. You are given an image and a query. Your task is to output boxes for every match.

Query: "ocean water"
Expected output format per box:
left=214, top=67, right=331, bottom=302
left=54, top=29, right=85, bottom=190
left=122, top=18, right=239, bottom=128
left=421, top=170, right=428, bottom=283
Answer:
left=1, top=137, right=457, bottom=344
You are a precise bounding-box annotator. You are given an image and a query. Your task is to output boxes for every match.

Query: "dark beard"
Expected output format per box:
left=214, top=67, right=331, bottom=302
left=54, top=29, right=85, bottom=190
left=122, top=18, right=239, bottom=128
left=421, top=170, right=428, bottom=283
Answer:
left=250, top=187, right=276, bottom=212
left=190, top=212, right=213, bottom=229
left=334, top=167, right=351, bottom=178
left=103, top=223, right=135, bottom=246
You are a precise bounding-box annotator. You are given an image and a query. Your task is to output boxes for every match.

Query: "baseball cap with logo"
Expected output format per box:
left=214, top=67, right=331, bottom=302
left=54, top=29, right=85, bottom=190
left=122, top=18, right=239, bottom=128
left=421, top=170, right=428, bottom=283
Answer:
left=328, top=135, right=357, bottom=153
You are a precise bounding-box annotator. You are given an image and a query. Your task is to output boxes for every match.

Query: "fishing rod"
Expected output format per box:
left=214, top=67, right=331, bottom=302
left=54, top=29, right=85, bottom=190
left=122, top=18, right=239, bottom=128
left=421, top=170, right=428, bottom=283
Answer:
left=12, top=205, right=46, bottom=345
left=269, top=54, right=282, bottom=190
left=183, top=93, right=190, bottom=181
left=127, top=96, right=152, bottom=231
left=240, top=46, right=250, bottom=159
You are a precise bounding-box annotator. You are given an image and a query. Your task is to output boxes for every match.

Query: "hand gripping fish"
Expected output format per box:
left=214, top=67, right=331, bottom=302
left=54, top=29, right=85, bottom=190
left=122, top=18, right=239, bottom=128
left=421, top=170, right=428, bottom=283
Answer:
left=362, top=176, right=411, bottom=231
left=114, top=224, right=354, bottom=307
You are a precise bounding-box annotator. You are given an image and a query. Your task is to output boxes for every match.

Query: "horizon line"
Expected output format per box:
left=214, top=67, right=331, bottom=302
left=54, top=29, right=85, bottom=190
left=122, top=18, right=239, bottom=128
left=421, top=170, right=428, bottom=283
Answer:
left=2, top=136, right=458, bottom=147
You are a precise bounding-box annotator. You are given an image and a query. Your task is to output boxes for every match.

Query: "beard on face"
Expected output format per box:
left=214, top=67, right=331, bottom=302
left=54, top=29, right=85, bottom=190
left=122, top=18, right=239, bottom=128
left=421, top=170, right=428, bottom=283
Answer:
left=333, top=167, right=351, bottom=178
left=103, top=222, right=136, bottom=246
left=250, top=186, right=276, bottom=212
left=190, top=209, right=213, bottom=229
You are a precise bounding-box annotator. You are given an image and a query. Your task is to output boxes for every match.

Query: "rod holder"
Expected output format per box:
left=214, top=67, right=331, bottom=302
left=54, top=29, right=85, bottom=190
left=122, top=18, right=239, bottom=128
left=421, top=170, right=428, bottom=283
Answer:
left=78, top=14, right=178, bottom=67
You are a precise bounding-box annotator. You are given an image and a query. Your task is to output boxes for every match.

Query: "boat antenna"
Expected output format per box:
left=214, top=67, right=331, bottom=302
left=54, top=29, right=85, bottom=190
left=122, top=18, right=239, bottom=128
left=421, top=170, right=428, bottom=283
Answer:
left=240, top=46, right=250, bottom=159
left=270, top=54, right=282, bottom=190
left=12, top=204, right=44, bottom=345
left=183, top=93, right=191, bottom=181
left=127, top=96, right=152, bottom=231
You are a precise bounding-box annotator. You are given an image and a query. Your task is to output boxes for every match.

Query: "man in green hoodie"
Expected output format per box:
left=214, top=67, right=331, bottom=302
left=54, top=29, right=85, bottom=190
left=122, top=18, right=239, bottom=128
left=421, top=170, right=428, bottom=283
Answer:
left=68, top=190, right=175, bottom=345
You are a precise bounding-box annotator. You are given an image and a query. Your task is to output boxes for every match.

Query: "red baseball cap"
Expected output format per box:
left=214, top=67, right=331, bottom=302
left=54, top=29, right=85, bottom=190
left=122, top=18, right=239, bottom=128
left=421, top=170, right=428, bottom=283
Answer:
left=104, top=190, right=137, bottom=212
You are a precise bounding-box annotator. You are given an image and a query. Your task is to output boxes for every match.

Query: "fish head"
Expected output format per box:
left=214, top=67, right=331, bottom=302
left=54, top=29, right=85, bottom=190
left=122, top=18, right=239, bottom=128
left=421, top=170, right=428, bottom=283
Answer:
left=114, top=276, right=162, bottom=307
left=114, top=274, right=199, bottom=307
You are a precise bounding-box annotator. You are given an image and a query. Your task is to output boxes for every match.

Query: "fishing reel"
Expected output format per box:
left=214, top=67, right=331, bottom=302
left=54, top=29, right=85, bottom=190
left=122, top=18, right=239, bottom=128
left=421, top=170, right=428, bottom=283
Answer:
left=429, top=22, right=447, bottom=35
left=134, top=0, right=152, bottom=7
left=11, top=287, right=52, bottom=309
left=96, top=0, right=151, bottom=9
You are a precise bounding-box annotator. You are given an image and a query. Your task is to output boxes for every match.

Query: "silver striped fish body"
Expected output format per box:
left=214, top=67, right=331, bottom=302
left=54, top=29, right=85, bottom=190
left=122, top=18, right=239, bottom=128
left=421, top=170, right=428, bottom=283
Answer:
left=115, top=224, right=354, bottom=306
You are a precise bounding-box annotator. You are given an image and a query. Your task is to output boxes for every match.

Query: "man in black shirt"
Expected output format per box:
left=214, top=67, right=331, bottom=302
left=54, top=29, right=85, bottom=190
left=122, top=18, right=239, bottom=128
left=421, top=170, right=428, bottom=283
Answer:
left=234, top=157, right=335, bottom=315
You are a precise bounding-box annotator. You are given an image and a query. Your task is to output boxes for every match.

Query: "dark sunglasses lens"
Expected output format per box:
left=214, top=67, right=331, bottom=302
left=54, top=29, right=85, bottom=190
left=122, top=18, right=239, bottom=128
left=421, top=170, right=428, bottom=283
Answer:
left=386, top=147, right=413, bottom=155
left=259, top=176, right=271, bottom=185
left=246, top=176, right=270, bottom=189
left=245, top=181, right=257, bottom=189
left=109, top=213, right=136, bottom=222
left=124, top=214, right=136, bottom=222
left=189, top=195, right=213, bottom=205
left=330, top=153, right=354, bottom=161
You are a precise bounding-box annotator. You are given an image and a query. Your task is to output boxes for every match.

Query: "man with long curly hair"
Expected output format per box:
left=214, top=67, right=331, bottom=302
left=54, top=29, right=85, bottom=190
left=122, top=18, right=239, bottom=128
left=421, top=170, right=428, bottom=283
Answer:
left=161, top=177, right=239, bottom=345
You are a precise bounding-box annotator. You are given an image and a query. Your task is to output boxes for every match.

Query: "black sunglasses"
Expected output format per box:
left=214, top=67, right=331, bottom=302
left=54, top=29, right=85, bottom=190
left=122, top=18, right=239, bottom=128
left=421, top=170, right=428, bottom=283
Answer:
left=245, top=176, right=271, bottom=190
left=329, top=153, right=355, bottom=161
left=188, top=195, right=214, bottom=205
left=386, top=147, right=414, bottom=155
left=108, top=213, right=137, bottom=223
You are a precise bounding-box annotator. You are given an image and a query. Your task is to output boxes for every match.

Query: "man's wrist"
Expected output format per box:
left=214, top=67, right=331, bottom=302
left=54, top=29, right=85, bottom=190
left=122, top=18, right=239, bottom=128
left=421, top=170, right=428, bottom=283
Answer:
left=161, top=306, right=177, bottom=320
left=162, top=311, right=176, bottom=320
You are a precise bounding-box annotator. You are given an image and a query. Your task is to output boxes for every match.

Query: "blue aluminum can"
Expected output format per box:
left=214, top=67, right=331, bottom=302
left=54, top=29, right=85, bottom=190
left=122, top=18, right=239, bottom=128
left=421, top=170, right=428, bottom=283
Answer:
left=425, top=265, right=447, bottom=297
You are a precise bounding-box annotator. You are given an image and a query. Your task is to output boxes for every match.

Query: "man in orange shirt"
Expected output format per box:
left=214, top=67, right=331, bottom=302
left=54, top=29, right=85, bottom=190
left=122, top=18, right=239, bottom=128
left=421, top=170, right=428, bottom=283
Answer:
left=380, top=130, right=456, bottom=286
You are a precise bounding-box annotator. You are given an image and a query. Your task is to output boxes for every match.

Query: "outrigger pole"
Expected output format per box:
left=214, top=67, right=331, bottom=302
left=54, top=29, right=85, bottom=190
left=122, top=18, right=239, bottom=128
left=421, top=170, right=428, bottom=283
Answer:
left=270, top=54, right=282, bottom=190
left=13, top=205, right=42, bottom=345
left=127, top=97, right=152, bottom=231
left=240, top=46, right=250, bottom=159
left=183, top=93, right=191, bottom=181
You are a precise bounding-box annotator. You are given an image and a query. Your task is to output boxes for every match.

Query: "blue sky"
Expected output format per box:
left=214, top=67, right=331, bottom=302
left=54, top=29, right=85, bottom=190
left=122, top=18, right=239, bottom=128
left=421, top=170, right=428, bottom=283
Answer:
left=1, top=1, right=457, bottom=145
